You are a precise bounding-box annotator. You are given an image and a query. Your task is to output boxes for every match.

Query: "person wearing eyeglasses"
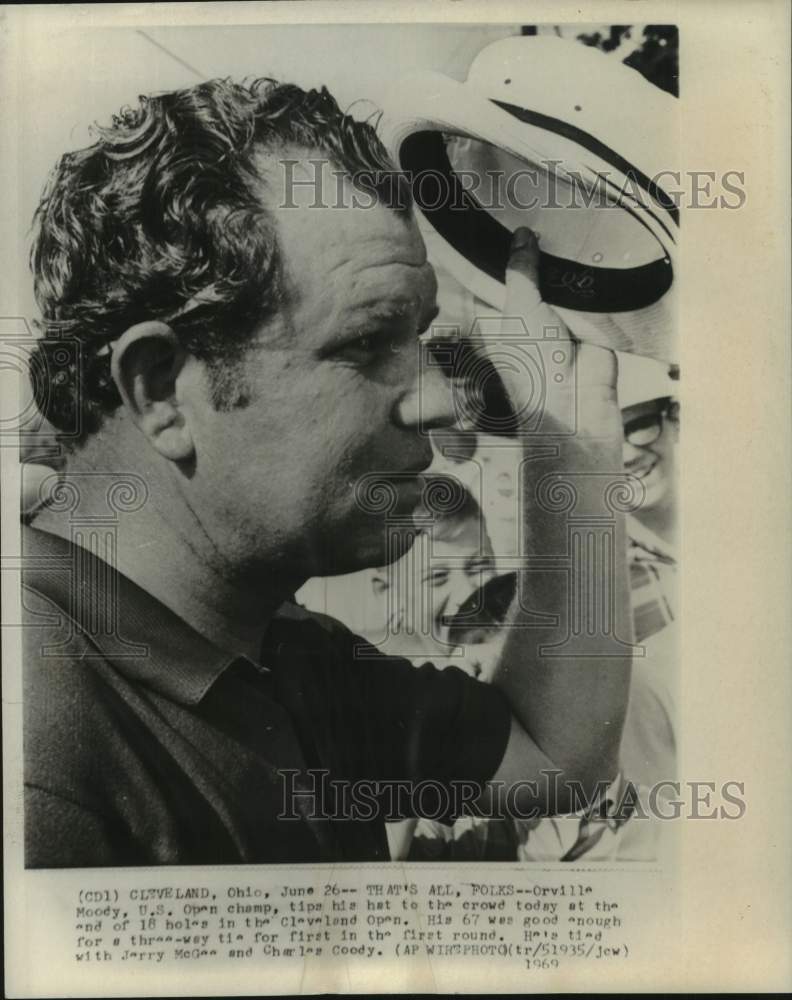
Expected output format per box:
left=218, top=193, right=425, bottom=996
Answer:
left=620, top=360, right=679, bottom=549
left=403, top=352, right=681, bottom=863
left=615, top=353, right=679, bottom=791
left=617, top=353, right=679, bottom=640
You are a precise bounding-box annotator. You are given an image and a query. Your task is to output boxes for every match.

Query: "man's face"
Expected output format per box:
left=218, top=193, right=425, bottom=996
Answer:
left=621, top=398, right=678, bottom=510
left=187, top=162, right=451, bottom=580
left=370, top=520, right=497, bottom=656
left=423, top=525, right=498, bottom=639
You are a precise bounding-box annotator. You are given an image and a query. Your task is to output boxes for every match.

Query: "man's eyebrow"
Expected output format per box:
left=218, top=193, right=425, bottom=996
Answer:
left=344, top=299, right=440, bottom=330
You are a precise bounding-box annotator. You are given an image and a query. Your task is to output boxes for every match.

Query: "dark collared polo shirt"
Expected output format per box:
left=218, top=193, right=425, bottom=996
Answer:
left=21, top=526, right=511, bottom=867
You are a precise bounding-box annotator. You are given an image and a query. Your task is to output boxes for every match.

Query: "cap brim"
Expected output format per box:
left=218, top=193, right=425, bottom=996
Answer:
left=381, top=72, right=678, bottom=362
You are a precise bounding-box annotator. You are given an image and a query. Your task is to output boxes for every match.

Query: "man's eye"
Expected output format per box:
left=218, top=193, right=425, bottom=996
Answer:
left=424, top=569, right=450, bottom=588
left=337, top=333, right=386, bottom=365
left=466, top=559, right=494, bottom=577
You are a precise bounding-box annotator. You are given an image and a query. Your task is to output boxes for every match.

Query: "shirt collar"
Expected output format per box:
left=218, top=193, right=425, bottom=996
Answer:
left=22, top=525, right=244, bottom=704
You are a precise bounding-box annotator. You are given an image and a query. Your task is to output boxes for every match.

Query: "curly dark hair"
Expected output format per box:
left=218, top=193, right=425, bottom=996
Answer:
left=30, top=77, right=410, bottom=443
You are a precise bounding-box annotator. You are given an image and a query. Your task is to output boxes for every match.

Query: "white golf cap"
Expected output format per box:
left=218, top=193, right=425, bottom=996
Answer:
left=380, top=36, right=678, bottom=363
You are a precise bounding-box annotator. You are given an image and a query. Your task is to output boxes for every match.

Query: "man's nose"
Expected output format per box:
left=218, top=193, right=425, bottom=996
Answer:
left=394, top=358, right=457, bottom=431
left=445, top=574, right=473, bottom=618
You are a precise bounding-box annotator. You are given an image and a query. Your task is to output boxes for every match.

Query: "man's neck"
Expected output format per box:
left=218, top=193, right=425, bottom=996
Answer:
left=33, top=447, right=300, bottom=663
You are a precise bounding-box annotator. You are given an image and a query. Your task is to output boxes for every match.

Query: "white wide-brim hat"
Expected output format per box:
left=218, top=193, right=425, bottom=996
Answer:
left=380, top=36, right=678, bottom=363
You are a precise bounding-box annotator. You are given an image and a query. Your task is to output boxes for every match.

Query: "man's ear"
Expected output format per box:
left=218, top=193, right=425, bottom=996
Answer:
left=110, top=321, right=195, bottom=462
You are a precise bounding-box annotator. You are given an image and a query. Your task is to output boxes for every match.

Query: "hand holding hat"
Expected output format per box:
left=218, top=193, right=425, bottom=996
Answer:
left=381, top=35, right=678, bottom=363
left=475, top=225, right=621, bottom=446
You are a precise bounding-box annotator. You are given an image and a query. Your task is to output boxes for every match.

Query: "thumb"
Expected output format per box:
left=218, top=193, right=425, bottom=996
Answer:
left=504, top=227, right=543, bottom=316
left=507, top=226, right=540, bottom=281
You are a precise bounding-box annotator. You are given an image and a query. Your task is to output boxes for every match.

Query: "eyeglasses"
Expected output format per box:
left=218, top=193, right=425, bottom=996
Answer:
left=623, top=398, right=678, bottom=448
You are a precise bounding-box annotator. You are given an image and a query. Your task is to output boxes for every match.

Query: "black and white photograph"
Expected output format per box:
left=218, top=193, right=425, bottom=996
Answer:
left=1, top=2, right=789, bottom=995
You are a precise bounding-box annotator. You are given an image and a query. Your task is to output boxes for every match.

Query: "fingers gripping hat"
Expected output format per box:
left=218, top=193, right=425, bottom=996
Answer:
left=380, top=36, right=678, bottom=362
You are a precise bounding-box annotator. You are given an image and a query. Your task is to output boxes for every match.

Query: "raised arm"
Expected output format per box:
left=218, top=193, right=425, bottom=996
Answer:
left=483, top=228, right=634, bottom=813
